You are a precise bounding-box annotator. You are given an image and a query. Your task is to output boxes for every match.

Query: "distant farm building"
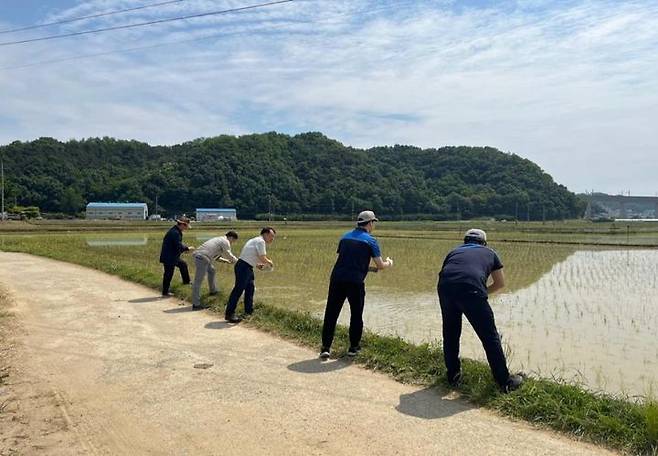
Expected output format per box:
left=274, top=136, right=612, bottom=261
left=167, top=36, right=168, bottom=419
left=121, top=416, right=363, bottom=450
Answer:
left=584, top=194, right=658, bottom=220
left=86, top=202, right=148, bottom=220
left=195, top=208, right=237, bottom=222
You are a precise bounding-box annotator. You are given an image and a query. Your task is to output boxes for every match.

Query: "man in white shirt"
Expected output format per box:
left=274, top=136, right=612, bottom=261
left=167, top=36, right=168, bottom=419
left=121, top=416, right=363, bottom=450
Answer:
left=224, top=227, right=276, bottom=323
left=191, top=231, right=239, bottom=310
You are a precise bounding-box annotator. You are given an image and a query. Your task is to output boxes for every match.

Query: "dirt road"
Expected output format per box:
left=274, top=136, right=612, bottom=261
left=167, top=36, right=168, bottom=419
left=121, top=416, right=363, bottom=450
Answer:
left=0, top=252, right=616, bottom=455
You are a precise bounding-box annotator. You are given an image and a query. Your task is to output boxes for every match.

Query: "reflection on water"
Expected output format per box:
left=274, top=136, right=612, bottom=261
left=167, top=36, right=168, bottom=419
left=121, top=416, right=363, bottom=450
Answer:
left=84, top=233, right=219, bottom=246
left=359, top=249, right=658, bottom=397
left=86, top=237, right=148, bottom=246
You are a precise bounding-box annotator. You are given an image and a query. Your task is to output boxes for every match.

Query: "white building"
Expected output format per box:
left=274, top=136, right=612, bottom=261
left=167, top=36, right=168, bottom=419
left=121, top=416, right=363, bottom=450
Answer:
left=86, top=202, right=148, bottom=220
left=195, top=208, right=237, bottom=222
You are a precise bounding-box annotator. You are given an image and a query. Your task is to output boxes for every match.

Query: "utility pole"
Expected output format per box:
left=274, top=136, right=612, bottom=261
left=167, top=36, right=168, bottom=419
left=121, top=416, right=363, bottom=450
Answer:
left=268, top=194, right=272, bottom=222
left=526, top=201, right=530, bottom=222
left=155, top=194, right=158, bottom=216
left=1, top=157, right=4, bottom=222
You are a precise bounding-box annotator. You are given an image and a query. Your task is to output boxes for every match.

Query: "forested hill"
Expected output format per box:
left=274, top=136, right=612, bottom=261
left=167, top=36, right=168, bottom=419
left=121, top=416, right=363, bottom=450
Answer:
left=0, top=132, right=584, bottom=220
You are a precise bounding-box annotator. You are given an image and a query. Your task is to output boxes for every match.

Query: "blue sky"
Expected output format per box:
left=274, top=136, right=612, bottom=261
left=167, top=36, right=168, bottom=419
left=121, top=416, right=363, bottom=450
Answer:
left=1, top=0, right=657, bottom=195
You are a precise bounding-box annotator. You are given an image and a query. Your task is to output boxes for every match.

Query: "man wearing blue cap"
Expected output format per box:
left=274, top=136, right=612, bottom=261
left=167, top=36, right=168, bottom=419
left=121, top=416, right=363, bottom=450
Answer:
left=438, top=228, right=524, bottom=393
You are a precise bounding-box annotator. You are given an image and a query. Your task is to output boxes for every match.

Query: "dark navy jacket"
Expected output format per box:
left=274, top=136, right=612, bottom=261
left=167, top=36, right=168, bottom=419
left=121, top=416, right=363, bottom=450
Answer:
left=438, top=243, right=503, bottom=296
left=330, top=228, right=381, bottom=284
left=159, top=225, right=189, bottom=265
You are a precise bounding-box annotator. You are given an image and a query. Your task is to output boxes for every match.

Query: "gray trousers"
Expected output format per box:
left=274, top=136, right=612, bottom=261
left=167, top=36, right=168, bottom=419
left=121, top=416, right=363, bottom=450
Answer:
left=192, top=255, right=217, bottom=307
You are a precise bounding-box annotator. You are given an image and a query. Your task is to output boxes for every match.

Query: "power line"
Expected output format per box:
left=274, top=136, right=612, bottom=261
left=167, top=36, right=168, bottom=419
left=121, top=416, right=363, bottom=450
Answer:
left=0, top=1, right=405, bottom=71
left=0, top=0, right=186, bottom=35
left=0, top=28, right=242, bottom=71
left=0, top=0, right=294, bottom=47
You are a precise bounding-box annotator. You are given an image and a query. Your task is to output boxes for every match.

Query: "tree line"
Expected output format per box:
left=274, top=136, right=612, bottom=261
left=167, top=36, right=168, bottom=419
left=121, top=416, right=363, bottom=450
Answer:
left=0, top=132, right=585, bottom=220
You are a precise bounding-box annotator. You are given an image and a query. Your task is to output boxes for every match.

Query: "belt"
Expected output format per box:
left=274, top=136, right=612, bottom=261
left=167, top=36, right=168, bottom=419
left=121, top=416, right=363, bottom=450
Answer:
left=193, top=252, right=212, bottom=262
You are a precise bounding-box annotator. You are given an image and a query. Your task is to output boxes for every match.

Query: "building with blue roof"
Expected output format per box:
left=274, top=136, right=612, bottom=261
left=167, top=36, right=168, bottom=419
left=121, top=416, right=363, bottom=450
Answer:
left=195, top=208, right=237, bottom=222
left=86, top=202, right=148, bottom=220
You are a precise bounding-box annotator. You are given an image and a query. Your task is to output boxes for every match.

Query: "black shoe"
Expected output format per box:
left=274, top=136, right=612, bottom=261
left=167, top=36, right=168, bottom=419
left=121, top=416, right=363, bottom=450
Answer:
left=209, top=291, right=218, bottom=296
left=503, top=373, right=525, bottom=393
left=192, top=304, right=209, bottom=310
left=319, top=347, right=331, bottom=359
left=447, top=370, right=463, bottom=387
left=225, top=314, right=242, bottom=324
left=162, top=292, right=174, bottom=298
left=347, top=346, right=361, bottom=357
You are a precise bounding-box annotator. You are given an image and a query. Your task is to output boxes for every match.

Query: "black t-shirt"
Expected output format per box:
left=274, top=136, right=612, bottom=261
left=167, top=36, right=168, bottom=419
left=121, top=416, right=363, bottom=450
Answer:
left=330, top=228, right=382, bottom=284
left=438, top=243, right=503, bottom=295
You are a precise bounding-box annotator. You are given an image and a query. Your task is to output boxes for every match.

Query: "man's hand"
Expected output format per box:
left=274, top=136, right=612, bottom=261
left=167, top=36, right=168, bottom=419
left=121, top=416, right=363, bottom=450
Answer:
left=373, top=256, right=393, bottom=270
left=487, top=269, right=505, bottom=294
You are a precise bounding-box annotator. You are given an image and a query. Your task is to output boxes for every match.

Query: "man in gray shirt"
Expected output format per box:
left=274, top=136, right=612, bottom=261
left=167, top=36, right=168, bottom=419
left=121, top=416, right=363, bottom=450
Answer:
left=191, top=231, right=239, bottom=310
left=224, top=227, right=275, bottom=323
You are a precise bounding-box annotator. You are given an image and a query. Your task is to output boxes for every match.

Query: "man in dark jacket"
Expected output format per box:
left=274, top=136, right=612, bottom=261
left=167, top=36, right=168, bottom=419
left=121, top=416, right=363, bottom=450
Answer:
left=438, top=228, right=523, bottom=393
left=159, top=216, right=194, bottom=297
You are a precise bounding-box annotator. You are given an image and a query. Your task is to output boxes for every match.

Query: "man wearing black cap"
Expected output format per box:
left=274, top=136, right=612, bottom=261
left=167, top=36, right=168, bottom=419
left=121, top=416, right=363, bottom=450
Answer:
left=319, top=210, right=393, bottom=359
left=438, top=228, right=523, bottom=393
left=159, top=216, right=194, bottom=297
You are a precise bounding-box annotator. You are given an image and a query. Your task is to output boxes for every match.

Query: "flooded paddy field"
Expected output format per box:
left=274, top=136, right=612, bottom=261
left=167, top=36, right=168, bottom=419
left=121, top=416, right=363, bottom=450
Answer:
left=1, top=223, right=656, bottom=397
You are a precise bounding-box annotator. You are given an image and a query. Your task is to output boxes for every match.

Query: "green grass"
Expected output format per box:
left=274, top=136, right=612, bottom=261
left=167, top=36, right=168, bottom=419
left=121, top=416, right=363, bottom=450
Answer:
left=1, top=225, right=657, bottom=454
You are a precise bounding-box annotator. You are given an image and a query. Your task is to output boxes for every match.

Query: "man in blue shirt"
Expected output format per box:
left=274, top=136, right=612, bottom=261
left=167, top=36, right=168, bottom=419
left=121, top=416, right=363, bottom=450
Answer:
left=320, top=211, right=393, bottom=359
left=438, top=228, right=523, bottom=393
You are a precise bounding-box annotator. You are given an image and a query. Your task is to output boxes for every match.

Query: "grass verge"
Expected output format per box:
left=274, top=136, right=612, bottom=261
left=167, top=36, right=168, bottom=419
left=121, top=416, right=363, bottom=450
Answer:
left=1, top=247, right=657, bottom=455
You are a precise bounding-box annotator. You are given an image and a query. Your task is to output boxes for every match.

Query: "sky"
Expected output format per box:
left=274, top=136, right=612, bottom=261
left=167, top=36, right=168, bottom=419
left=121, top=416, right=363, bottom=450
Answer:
left=1, top=0, right=657, bottom=195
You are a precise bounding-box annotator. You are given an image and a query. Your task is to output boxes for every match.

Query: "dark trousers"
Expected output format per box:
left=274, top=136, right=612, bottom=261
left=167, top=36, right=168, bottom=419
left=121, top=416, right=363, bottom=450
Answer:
left=162, top=260, right=190, bottom=294
left=321, top=280, right=365, bottom=349
left=438, top=283, right=510, bottom=387
left=225, top=259, right=255, bottom=316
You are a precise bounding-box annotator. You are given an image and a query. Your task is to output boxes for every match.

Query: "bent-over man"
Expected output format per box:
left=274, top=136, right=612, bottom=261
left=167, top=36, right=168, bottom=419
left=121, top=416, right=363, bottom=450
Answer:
left=438, top=228, right=523, bottom=393
left=224, top=227, right=276, bottom=323
left=319, top=211, right=393, bottom=359
left=159, top=216, right=194, bottom=297
left=191, top=230, right=239, bottom=310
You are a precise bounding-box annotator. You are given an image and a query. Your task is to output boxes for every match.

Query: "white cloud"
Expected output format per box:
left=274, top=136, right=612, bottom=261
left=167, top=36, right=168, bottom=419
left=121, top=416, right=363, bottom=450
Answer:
left=1, top=0, right=657, bottom=194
